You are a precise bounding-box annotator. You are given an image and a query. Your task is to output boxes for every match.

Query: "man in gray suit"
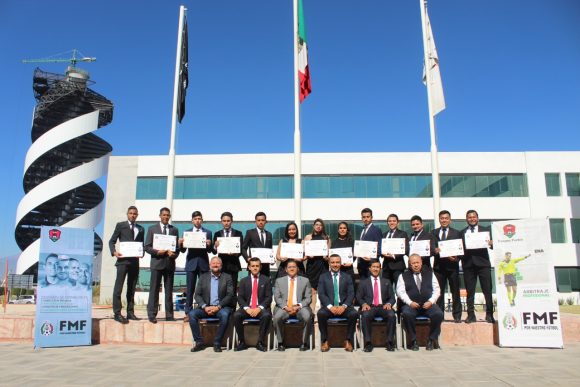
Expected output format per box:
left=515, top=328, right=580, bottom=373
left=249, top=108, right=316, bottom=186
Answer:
left=273, top=261, right=313, bottom=351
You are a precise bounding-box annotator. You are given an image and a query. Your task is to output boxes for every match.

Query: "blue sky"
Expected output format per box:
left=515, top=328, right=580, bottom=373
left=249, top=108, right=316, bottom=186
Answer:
left=0, top=0, right=579, bottom=263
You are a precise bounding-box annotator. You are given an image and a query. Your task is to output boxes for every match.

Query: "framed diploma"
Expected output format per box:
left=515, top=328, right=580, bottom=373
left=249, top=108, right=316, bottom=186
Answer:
left=409, top=240, right=430, bottom=257
left=438, top=239, right=465, bottom=258
left=183, top=231, right=207, bottom=249
left=216, top=237, right=241, bottom=254
left=381, top=238, right=406, bottom=256
left=354, top=240, right=378, bottom=258
left=280, top=243, right=304, bottom=259
left=304, top=240, right=328, bottom=257
left=118, top=242, right=143, bottom=258
left=250, top=247, right=275, bottom=264
left=464, top=231, right=491, bottom=249
left=153, top=234, right=177, bottom=251
left=329, top=248, right=354, bottom=264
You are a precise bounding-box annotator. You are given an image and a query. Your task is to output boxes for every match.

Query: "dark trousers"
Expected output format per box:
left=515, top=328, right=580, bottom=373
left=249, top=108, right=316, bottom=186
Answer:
left=112, top=262, right=139, bottom=315
left=185, top=268, right=207, bottom=313
left=317, top=306, right=358, bottom=343
left=360, top=307, right=396, bottom=344
left=147, top=268, right=174, bottom=319
left=401, top=304, right=444, bottom=341
left=434, top=268, right=462, bottom=320
left=464, top=265, right=493, bottom=315
left=189, top=307, right=232, bottom=345
left=382, top=269, right=403, bottom=287
left=233, top=308, right=272, bottom=344
left=223, top=269, right=239, bottom=293
left=259, top=263, right=270, bottom=277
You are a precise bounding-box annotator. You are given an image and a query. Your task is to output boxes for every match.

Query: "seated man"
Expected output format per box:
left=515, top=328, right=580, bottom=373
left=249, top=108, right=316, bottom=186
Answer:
left=396, top=254, right=443, bottom=351
left=188, top=256, right=235, bottom=353
left=357, top=261, right=397, bottom=352
left=233, top=257, right=272, bottom=352
left=273, top=260, right=313, bottom=351
left=317, top=254, right=358, bottom=352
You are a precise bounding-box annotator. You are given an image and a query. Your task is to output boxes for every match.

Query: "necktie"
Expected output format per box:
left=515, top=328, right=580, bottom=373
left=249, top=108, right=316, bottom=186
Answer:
left=163, top=225, right=167, bottom=235
left=388, top=230, right=393, bottom=239
left=415, top=273, right=422, bottom=289
left=441, top=228, right=447, bottom=241
left=333, top=272, right=339, bottom=306
left=287, top=278, right=295, bottom=308
left=470, top=226, right=475, bottom=233
left=130, top=223, right=135, bottom=240
left=251, top=276, right=258, bottom=309
left=373, top=278, right=379, bottom=306
left=260, top=230, right=265, bottom=246
left=225, top=230, right=229, bottom=237
left=361, top=226, right=368, bottom=239
left=412, top=233, right=417, bottom=241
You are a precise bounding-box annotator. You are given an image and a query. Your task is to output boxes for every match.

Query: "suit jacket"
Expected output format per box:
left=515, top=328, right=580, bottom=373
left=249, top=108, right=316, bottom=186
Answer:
left=108, top=221, right=145, bottom=265
left=179, top=227, right=212, bottom=272
left=461, top=225, right=493, bottom=268
left=194, top=272, right=235, bottom=308
left=432, top=226, right=463, bottom=271
left=212, top=228, right=243, bottom=272
left=356, top=275, right=396, bottom=307
left=317, top=271, right=355, bottom=308
left=273, top=275, right=311, bottom=310
left=409, top=230, right=437, bottom=259
left=382, top=229, right=409, bottom=271
left=145, top=223, right=180, bottom=271
left=237, top=274, right=272, bottom=310
left=242, top=228, right=273, bottom=261
left=357, top=224, right=383, bottom=272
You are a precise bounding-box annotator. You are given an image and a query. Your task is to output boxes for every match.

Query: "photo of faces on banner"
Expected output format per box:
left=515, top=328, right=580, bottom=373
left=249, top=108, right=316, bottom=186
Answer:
left=39, top=253, right=92, bottom=291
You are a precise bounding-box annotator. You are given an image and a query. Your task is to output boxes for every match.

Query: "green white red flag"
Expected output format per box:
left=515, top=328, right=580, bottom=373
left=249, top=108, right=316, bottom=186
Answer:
left=297, top=0, right=311, bottom=102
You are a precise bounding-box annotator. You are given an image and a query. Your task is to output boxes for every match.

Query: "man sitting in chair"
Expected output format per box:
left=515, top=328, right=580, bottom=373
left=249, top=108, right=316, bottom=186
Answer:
left=396, top=254, right=443, bottom=351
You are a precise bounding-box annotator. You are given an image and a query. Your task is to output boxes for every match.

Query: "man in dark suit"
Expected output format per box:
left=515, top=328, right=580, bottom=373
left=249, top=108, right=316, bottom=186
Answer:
left=409, top=215, right=437, bottom=268
left=179, top=210, right=212, bottom=322
left=317, top=254, right=358, bottom=352
left=108, top=206, right=145, bottom=324
left=145, top=207, right=180, bottom=324
left=357, top=261, right=397, bottom=352
left=381, top=213, right=409, bottom=286
left=432, top=210, right=463, bottom=323
left=189, top=256, right=235, bottom=352
left=396, top=254, right=443, bottom=351
left=242, top=211, right=273, bottom=276
left=356, top=208, right=383, bottom=279
left=213, top=211, right=243, bottom=292
left=233, top=257, right=272, bottom=352
left=462, top=209, right=495, bottom=323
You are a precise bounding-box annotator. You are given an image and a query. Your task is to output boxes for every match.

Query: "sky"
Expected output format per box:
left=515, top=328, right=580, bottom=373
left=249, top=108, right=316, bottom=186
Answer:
left=0, top=0, right=579, bottom=265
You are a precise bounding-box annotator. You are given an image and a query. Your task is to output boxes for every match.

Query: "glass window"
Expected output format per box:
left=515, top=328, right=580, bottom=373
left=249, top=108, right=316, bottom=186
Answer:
left=571, top=219, right=580, bottom=243
left=545, top=173, right=561, bottom=196
left=136, top=177, right=167, bottom=200
left=565, top=173, right=580, bottom=196
left=302, top=175, right=432, bottom=198
left=554, top=267, right=580, bottom=292
left=440, top=174, right=528, bottom=197
left=169, top=176, right=294, bottom=199
left=549, top=219, right=566, bottom=243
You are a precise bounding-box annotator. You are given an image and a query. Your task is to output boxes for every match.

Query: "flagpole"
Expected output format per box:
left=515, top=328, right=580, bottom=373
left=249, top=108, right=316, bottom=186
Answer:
left=293, top=0, right=302, bottom=232
left=166, top=5, right=187, bottom=215
left=420, top=0, right=441, bottom=224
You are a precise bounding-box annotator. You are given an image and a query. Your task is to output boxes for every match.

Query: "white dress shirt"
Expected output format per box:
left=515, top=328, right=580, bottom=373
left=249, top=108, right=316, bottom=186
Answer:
left=396, top=271, right=440, bottom=306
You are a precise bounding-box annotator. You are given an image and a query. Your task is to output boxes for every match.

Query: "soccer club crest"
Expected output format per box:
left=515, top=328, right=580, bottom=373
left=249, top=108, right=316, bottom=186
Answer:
left=48, top=229, right=61, bottom=242
left=503, top=224, right=516, bottom=239
left=502, top=313, right=518, bottom=330
left=40, top=321, right=54, bottom=336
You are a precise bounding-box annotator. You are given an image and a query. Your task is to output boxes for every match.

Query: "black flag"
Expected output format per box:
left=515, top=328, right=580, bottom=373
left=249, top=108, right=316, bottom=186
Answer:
left=177, top=19, right=188, bottom=123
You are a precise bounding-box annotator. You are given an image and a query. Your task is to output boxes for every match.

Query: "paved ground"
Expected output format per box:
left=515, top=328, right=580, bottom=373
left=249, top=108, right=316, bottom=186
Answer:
left=0, top=341, right=578, bottom=387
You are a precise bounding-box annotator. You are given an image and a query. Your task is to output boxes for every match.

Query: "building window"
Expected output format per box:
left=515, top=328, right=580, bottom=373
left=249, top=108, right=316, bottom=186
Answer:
left=571, top=219, right=580, bottom=243
left=544, top=173, right=561, bottom=196
left=302, top=175, right=433, bottom=198
left=555, top=267, right=580, bottom=292
left=549, top=219, right=566, bottom=243
left=171, top=176, right=293, bottom=199
left=565, top=173, right=580, bottom=196
left=136, top=177, right=167, bottom=200
left=440, top=174, right=528, bottom=197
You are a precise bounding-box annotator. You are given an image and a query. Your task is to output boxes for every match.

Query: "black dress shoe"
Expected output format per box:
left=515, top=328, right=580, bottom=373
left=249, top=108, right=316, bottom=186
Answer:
left=166, top=317, right=176, bottom=322
left=363, top=344, right=373, bottom=352
left=386, top=342, right=395, bottom=352
left=410, top=340, right=419, bottom=351
left=191, top=343, right=205, bottom=352
left=277, top=344, right=286, bottom=352
left=148, top=317, right=158, bottom=324
left=426, top=339, right=434, bottom=351
left=256, top=342, right=267, bottom=352
left=432, top=339, right=440, bottom=349
left=299, top=343, right=309, bottom=351
left=485, top=314, right=496, bottom=324
left=114, top=314, right=128, bottom=324
left=235, top=342, right=248, bottom=352
left=454, top=318, right=461, bottom=323
left=213, top=345, right=222, bottom=353
left=464, top=315, right=476, bottom=324
left=127, top=313, right=140, bottom=321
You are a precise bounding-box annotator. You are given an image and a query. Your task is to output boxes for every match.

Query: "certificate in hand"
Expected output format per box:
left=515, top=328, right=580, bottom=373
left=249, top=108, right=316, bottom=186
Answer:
left=381, top=238, right=406, bottom=256
left=438, top=239, right=464, bottom=258
left=216, top=237, right=241, bottom=254
left=153, top=234, right=177, bottom=251
left=354, top=240, right=378, bottom=258
left=409, top=240, right=430, bottom=257
left=464, top=231, right=491, bottom=249
left=250, top=248, right=275, bottom=264
left=183, top=231, right=207, bottom=249
left=304, top=240, right=328, bottom=257
left=280, top=243, right=304, bottom=259
left=329, top=248, right=354, bottom=264
left=119, top=242, right=143, bottom=258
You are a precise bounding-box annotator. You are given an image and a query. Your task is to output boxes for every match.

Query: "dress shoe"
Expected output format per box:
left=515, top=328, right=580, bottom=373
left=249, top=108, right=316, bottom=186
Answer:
left=191, top=343, right=205, bottom=352
left=363, top=344, right=373, bottom=352
left=454, top=318, right=462, bottom=323
left=410, top=340, right=419, bottom=351
left=277, top=344, right=286, bottom=352
left=344, top=340, right=353, bottom=352
left=299, top=343, right=309, bottom=351
left=256, top=342, right=267, bottom=352
left=426, top=339, right=434, bottom=351
left=432, top=339, right=440, bottom=349
left=485, top=314, right=496, bottom=324
left=183, top=315, right=190, bottom=323
left=386, top=342, right=395, bottom=352
left=464, top=315, right=476, bottom=324
left=166, top=317, right=176, bottom=322
left=113, top=314, right=128, bottom=324
left=126, top=313, right=140, bottom=321
left=148, top=317, right=158, bottom=324
left=234, top=342, right=248, bottom=352
left=213, top=345, right=222, bottom=353
left=320, top=341, right=330, bottom=352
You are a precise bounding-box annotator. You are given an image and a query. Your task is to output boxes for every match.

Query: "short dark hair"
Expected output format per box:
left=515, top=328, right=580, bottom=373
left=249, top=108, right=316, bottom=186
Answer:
left=248, top=257, right=261, bottom=265
left=439, top=210, right=451, bottom=218
left=466, top=209, right=479, bottom=217
left=191, top=211, right=203, bottom=218
left=410, top=215, right=423, bottom=223
left=127, top=206, right=138, bottom=212
left=329, top=254, right=341, bottom=261
left=361, top=208, right=373, bottom=216
left=221, top=211, right=233, bottom=220
left=387, top=213, right=399, bottom=221
left=159, top=207, right=171, bottom=215
left=255, top=211, right=267, bottom=220
left=370, top=260, right=382, bottom=268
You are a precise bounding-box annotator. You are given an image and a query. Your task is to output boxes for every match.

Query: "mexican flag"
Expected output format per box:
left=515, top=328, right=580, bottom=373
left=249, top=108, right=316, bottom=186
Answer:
left=297, top=0, right=311, bottom=102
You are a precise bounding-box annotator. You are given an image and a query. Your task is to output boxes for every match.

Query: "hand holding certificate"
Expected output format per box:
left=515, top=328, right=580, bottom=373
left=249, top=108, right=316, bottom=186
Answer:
left=153, top=234, right=177, bottom=252
left=409, top=240, right=430, bottom=257
left=329, top=248, right=354, bottom=264
left=438, top=239, right=464, bottom=258
left=304, top=240, right=328, bottom=257
left=118, top=242, right=143, bottom=258
left=216, top=237, right=241, bottom=254
left=381, top=238, right=406, bottom=256
left=354, top=240, right=378, bottom=259
left=251, top=248, right=275, bottom=264
left=280, top=243, right=304, bottom=260
left=183, top=231, right=207, bottom=249
left=464, top=231, right=491, bottom=249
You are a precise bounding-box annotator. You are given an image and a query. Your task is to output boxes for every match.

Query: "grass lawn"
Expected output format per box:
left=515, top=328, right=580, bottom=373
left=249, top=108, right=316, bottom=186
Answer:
left=560, top=305, right=580, bottom=314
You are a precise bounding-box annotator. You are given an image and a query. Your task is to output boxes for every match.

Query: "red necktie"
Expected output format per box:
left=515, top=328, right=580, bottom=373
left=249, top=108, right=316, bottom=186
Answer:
left=373, top=278, right=379, bottom=306
left=251, top=276, right=258, bottom=309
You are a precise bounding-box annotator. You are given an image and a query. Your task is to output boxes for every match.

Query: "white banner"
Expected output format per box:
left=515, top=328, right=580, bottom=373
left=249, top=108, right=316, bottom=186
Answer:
left=492, top=219, right=563, bottom=348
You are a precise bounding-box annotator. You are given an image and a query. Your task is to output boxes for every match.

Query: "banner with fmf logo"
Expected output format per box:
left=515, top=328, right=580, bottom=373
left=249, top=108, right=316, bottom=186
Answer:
left=35, top=226, right=93, bottom=348
left=492, top=219, right=563, bottom=348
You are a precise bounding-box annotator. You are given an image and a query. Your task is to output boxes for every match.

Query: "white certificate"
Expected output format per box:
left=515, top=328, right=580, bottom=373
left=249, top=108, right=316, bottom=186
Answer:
left=280, top=243, right=304, bottom=259
left=438, top=239, right=465, bottom=258
left=409, top=240, right=430, bottom=256
left=465, top=231, right=491, bottom=249
left=153, top=234, right=177, bottom=251
left=251, top=247, right=275, bottom=264
left=354, top=240, right=378, bottom=258
left=304, top=240, right=328, bottom=257
left=381, top=238, right=406, bottom=256
left=183, top=231, right=207, bottom=249
left=118, top=242, right=143, bottom=257
left=216, top=237, right=241, bottom=254
left=329, top=248, right=354, bottom=264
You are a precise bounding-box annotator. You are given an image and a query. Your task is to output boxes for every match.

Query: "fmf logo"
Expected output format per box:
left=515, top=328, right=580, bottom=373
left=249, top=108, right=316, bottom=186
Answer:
left=522, top=312, right=558, bottom=325
left=49, top=229, right=61, bottom=242
left=503, top=224, right=516, bottom=238
left=60, top=320, right=87, bottom=331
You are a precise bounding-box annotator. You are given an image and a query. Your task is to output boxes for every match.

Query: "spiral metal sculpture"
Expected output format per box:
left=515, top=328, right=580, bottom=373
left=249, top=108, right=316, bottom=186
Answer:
left=14, top=67, right=113, bottom=276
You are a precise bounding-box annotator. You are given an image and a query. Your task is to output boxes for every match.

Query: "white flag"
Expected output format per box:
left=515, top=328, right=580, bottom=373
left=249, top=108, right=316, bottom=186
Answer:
left=422, top=12, right=445, bottom=116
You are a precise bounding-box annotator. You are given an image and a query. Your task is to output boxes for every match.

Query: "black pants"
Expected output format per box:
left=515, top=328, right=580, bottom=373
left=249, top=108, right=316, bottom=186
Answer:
left=382, top=269, right=403, bottom=287
left=463, top=265, right=493, bottom=315
left=223, top=269, right=239, bottom=293
left=185, top=268, right=207, bottom=313
left=147, top=268, right=175, bottom=319
left=435, top=268, right=462, bottom=320
left=233, top=308, right=272, bottom=344
left=316, top=306, right=358, bottom=343
left=401, top=304, right=444, bottom=341
left=360, top=306, right=396, bottom=344
left=112, top=261, right=139, bottom=315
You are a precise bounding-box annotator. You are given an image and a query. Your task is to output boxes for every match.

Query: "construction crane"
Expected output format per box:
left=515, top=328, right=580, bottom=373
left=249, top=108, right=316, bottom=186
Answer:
left=22, top=49, right=96, bottom=82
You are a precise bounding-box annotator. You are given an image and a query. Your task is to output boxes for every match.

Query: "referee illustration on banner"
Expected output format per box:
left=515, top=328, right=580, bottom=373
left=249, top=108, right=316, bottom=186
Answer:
left=497, top=252, right=531, bottom=307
